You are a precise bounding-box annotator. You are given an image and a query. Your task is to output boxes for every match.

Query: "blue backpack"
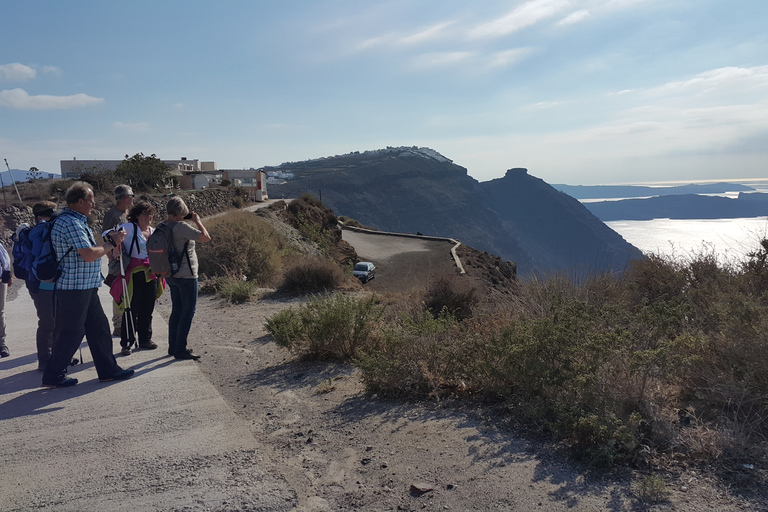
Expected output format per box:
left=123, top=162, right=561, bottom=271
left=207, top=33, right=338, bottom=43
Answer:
left=30, top=213, right=74, bottom=284
left=11, top=224, right=33, bottom=280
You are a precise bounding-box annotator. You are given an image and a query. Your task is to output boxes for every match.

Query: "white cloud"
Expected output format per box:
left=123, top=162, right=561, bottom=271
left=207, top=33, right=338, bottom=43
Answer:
left=653, top=66, right=768, bottom=97
left=112, top=121, right=151, bottom=132
left=411, top=51, right=472, bottom=68
left=0, top=88, right=104, bottom=109
left=469, top=0, right=571, bottom=39
left=488, top=47, right=535, bottom=67
left=557, top=9, right=590, bottom=26
left=40, top=66, right=62, bottom=75
left=525, top=101, right=564, bottom=110
left=399, top=21, right=455, bottom=45
left=0, top=63, right=36, bottom=82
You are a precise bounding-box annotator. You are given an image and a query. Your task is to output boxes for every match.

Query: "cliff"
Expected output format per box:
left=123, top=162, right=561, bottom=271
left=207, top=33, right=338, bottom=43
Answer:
left=269, top=148, right=641, bottom=276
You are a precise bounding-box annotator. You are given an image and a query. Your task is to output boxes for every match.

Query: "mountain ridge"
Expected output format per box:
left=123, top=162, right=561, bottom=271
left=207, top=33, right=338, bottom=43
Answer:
left=268, top=147, right=641, bottom=276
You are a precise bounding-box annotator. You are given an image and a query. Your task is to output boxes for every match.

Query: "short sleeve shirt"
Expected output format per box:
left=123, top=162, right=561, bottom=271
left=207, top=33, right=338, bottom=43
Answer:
left=51, top=208, right=102, bottom=290
left=168, top=220, right=201, bottom=279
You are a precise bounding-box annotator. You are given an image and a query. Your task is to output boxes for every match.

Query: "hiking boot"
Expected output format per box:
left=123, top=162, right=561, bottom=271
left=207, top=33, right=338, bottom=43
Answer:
left=42, top=377, right=78, bottom=388
left=174, top=349, right=201, bottom=360
left=120, top=347, right=131, bottom=356
left=0, top=345, right=9, bottom=358
left=99, top=369, right=135, bottom=382
left=138, top=341, right=158, bottom=350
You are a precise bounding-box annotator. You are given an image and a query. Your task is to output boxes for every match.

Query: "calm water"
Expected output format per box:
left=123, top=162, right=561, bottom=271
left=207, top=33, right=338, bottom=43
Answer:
left=607, top=217, right=768, bottom=263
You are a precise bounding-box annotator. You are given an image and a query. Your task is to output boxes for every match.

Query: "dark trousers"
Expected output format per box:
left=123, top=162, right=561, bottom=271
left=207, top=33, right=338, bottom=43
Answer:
left=29, top=288, right=55, bottom=367
left=121, top=275, right=158, bottom=348
left=167, top=278, right=198, bottom=356
left=42, top=288, right=122, bottom=383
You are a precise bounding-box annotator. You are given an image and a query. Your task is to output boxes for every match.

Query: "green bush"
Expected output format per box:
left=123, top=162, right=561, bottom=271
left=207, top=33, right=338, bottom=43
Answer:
left=197, top=210, right=285, bottom=285
left=217, top=274, right=257, bottom=303
left=264, top=292, right=383, bottom=360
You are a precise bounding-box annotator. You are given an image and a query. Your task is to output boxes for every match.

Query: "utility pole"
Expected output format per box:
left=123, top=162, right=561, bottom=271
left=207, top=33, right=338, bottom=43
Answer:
left=3, top=159, right=23, bottom=203
left=0, top=163, right=6, bottom=207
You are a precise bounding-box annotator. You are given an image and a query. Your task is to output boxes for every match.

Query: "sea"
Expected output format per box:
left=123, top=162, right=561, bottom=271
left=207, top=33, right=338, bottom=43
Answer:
left=607, top=217, right=768, bottom=265
left=590, top=179, right=768, bottom=266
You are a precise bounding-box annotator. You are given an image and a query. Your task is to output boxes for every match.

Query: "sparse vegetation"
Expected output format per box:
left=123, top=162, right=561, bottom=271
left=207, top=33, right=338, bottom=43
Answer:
left=265, top=243, right=768, bottom=469
left=265, top=292, right=383, bottom=360
left=278, top=256, right=346, bottom=295
left=197, top=210, right=286, bottom=286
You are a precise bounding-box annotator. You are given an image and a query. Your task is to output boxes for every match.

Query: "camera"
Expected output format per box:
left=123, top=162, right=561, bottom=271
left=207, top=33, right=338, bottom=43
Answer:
left=184, top=212, right=194, bottom=219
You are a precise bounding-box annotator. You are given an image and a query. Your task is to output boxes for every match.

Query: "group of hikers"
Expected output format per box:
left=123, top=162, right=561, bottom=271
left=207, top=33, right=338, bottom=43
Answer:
left=0, top=181, right=210, bottom=388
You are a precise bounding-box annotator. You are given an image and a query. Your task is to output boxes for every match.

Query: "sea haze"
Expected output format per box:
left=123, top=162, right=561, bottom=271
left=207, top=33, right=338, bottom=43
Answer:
left=607, top=217, right=768, bottom=263
left=572, top=179, right=768, bottom=263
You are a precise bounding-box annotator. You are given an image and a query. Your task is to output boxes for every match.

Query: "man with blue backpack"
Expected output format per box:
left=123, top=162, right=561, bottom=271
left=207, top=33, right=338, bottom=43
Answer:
left=12, top=201, right=61, bottom=369
left=41, top=182, right=135, bottom=388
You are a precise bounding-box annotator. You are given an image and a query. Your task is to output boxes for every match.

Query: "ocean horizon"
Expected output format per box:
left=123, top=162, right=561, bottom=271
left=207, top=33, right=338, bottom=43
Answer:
left=608, top=217, right=768, bottom=264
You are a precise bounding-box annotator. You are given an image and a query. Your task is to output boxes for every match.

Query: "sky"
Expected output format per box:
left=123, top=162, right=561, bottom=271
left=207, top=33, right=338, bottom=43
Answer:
left=1, top=0, right=767, bottom=185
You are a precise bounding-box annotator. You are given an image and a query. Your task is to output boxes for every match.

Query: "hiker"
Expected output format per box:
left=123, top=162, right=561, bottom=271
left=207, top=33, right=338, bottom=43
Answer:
left=109, top=201, right=164, bottom=355
left=163, top=196, right=210, bottom=360
left=41, top=181, right=134, bottom=388
left=0, top=242, right=11, bottom=358
left=24, top=202, right=59, bottom=370
left=102, top=184, right=134, bottom=337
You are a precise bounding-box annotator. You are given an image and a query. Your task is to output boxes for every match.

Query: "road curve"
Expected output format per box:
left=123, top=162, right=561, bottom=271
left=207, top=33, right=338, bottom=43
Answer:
left=342, top=228, right=462, bottom=293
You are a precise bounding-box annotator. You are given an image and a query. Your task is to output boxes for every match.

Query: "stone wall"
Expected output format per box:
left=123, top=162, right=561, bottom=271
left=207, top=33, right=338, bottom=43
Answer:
left=0, top=187, right=246, bottom=249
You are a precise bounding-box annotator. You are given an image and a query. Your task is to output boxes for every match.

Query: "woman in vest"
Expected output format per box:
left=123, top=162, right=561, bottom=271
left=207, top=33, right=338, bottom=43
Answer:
left=110, top=201, right=164, bottom=355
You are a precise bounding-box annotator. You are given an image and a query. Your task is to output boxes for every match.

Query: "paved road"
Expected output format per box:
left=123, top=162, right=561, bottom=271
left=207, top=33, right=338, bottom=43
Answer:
left=0, top=261, right=293, bottom=511
left=341, top=229, right=461, bottom=293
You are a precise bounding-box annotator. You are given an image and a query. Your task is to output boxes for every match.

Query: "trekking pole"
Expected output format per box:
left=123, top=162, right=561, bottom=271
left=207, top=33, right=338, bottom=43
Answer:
left=118, top=249, right=137, bottom=350
left=4, top=159, right=24, bottom=203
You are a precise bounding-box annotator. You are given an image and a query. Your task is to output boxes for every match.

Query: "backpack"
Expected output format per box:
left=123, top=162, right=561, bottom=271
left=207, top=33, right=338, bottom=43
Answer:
left=146, top=221, right=188, bottom=278
left=11, top=224, right=33, bottom=280
left=30, top=214, right=74, bottom=283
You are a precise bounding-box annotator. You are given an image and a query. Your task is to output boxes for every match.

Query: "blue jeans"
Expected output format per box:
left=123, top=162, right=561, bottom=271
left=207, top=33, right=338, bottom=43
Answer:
left=167, top=278, right=198, bottom=356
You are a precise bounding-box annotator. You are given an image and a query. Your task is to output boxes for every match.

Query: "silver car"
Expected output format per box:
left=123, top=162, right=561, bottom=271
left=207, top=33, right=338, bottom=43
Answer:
left=353, top=261, right=376, bottom=283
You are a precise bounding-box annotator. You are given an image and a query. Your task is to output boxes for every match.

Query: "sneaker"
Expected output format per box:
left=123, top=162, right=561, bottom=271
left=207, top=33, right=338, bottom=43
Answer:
left=42, top=377, right=78, bottom=388
left=99, top=369, right=135, bottom=382
left=174, top=349, right=201, bottom=360
left=138, top=341, right=158, bottom=350
left=0, top=346, right=9, bottom=358
left=120, top=347, right=132, bottom=356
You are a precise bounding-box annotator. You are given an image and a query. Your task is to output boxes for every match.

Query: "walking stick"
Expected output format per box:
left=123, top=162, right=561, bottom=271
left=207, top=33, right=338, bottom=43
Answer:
left=118, top=249, right=138, bottom=351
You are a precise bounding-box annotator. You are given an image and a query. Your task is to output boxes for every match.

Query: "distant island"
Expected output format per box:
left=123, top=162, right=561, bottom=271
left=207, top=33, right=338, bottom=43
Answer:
left=552, top=182, right=755, bottom=200
left=583, top=192, right=768, bottom=221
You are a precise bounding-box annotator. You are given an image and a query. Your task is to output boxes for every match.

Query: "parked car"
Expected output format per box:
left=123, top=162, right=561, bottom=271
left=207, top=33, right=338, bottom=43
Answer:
left=353, top=261, right=376, bottom=283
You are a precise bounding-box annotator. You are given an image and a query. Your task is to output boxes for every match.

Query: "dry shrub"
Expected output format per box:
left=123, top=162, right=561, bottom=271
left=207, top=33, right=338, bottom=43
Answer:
left=279, top=256, right=346, bottom=294
left=197, top=210, right=285, bottom=285
left=423, top=275, right=477, bottom=320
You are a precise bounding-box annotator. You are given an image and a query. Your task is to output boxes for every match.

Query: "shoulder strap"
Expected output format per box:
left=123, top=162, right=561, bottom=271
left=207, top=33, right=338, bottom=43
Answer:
left=128, top=222, right=139, bottom=257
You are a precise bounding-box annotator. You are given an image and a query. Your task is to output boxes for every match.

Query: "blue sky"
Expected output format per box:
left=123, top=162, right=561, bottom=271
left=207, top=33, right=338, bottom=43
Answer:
left=1, top=0, right=767, bottom=185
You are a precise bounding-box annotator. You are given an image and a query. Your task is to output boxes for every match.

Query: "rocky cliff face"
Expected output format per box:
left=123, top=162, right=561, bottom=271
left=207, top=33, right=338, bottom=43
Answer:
left=269, top=148, right=641, bottom=276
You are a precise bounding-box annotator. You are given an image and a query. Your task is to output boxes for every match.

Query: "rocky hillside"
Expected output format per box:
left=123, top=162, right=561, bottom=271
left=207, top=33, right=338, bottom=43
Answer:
left=268, top=147, right=641, bottom=276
